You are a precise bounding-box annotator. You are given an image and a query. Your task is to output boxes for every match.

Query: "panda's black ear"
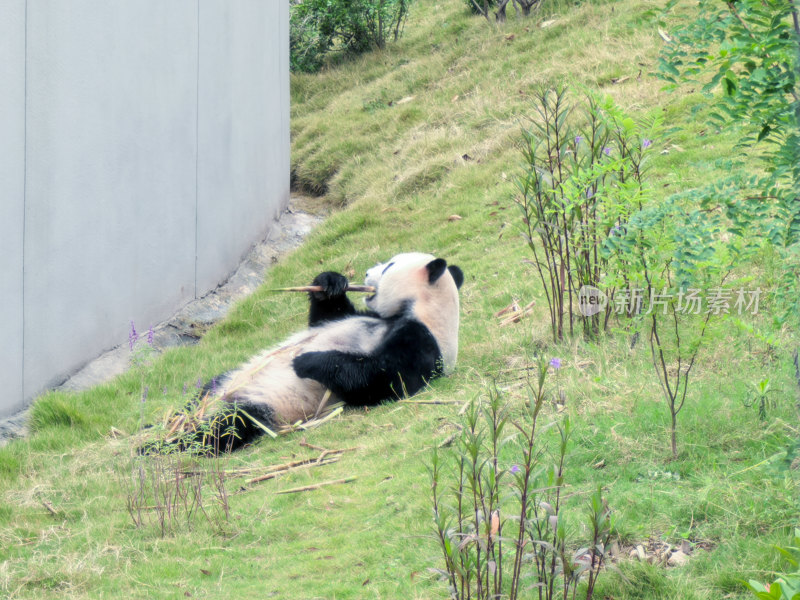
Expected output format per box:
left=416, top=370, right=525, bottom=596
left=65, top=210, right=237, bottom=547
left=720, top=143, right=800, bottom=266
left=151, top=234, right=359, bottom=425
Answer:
left=448, top=265, right=464, bottom=289
left=425, top=258, right=448, bottom=284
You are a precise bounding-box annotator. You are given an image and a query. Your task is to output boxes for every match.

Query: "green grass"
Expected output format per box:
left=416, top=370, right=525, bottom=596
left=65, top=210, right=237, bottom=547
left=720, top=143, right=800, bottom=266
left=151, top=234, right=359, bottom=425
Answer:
left=2, top=0, right=798, bottom=598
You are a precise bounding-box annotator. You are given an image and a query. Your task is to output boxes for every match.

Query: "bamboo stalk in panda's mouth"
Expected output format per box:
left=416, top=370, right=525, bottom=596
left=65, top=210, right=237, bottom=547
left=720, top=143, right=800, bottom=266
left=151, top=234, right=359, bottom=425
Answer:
left=270, top=285, right=376, bottom=293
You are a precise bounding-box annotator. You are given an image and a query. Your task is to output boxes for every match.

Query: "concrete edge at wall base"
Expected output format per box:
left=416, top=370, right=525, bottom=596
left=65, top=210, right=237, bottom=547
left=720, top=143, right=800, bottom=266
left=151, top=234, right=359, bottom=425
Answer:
left=3, top=193, right=313, bottom=431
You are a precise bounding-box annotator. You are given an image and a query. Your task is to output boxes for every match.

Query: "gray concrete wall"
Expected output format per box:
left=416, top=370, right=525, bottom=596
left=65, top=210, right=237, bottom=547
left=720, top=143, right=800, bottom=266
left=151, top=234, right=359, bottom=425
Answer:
left=0, top=0, right=290, bottom=418
left=0, top=0, right=27, bottom=416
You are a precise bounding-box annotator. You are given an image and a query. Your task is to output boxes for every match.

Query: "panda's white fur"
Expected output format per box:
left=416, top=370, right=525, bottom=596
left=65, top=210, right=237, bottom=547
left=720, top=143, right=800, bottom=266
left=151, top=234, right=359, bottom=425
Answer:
left=364, top=252, right=460, bottom=374
left=221, top=316, right=392, bottom=425
left=180, top=252, right=463, bottom=451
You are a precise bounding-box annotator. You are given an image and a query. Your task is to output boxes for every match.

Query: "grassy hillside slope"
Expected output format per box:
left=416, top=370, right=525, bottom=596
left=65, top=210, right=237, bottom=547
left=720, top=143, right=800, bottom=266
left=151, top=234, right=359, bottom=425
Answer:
left=1, top=0, right=797, bottom=598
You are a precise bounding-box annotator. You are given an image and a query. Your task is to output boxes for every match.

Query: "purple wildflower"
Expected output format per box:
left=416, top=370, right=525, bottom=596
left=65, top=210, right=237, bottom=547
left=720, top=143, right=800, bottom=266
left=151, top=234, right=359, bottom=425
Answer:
left=141, top=385, right=149, bottom=402
left=196, top=377, right=203, bottom=389
left=549, top=357, right=562, bottom=370
left=586, top=188, right=594, bottom=199
left=147, top=326, right=154, bottom=346
left=602, top=146, right=612, bottom=156
left=574, top=135, right=584, bottom=145
left=182, top=382, right=188, bottom=396
left=129, top=320, right=138, bottom=351
left=510, top=465, right=521, bottom=474
left=642, top=138, right=652, bottom=149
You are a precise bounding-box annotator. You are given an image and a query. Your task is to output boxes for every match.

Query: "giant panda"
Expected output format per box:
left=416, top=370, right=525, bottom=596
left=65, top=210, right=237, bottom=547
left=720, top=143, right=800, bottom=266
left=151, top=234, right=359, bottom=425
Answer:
left=164, top=252, right=463, bottom=452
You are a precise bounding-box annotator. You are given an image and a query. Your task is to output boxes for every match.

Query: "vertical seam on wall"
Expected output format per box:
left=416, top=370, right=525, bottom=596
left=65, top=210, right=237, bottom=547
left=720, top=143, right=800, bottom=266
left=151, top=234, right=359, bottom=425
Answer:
left=21, top=0, right=28, bottom=400
left=194, top=0, right=200, bottom=299
left=284, top=1, right=290, bottom=204
left=280, top=2, right=285, bottom=203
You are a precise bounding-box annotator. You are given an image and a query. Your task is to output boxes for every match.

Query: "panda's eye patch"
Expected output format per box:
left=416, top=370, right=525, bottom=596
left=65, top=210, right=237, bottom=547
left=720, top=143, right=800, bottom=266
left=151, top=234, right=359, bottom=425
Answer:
left=381, top=262, right=395, bottom=275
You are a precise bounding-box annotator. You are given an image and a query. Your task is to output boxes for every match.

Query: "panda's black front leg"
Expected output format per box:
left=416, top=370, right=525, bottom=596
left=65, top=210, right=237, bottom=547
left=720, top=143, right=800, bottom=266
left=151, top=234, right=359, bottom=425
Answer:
left=292, top=320, right=442, bottom=406
left=307, top=272, right=357, bottom=326
left=293, top=350, right=393, bottom=405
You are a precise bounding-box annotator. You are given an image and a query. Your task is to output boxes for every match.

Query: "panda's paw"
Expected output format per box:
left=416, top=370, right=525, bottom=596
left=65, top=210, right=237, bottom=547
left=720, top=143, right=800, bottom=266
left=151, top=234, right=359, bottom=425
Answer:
left=311, top=272, right=349, bottom=300
left=292, top=352, right=325, bottom=380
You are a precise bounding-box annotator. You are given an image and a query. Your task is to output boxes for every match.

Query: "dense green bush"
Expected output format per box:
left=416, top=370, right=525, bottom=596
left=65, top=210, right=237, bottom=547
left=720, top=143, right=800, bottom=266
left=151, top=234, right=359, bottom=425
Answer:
left=658, top=0, right=800, bottom=323
left=745, top=529, right=800, bottom=599
left=463, top=0, right=497, bottom=14
left=290, top=0, right=411, bottom=73
left=464, top=0, right=544, bottom=21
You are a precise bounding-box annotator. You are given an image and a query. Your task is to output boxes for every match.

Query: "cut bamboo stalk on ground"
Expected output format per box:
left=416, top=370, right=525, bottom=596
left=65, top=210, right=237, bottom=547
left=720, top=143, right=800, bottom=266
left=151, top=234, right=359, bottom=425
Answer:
left=247, top=455, right=341, bottom=485
left=276, top=476, right=357, bottom=494
left=494, top=299, right=521, bottom=317
left=398, top=398, right=460, bottom=405
left=276, top=406, right=344, bottom=433
left=313, top=389, right=333, bottom=419
left=298, top=440, right=361, bottom=455
left=38, top=496, right=59, bottom=517
left=498, top=300, right=536, bottom=326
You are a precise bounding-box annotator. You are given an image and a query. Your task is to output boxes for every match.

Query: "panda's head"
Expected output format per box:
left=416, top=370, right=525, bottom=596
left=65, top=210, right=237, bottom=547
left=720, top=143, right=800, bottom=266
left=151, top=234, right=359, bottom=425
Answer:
left=364, top=252, right=464, bottom=374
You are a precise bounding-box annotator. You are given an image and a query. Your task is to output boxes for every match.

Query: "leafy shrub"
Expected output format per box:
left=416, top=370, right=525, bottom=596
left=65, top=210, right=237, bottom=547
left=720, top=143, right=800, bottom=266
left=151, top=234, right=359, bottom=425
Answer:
left=430, top=358, right=615, bottom=599
left=117, top=448, right=231, bottom=537
left=290, top=0, right=412, bottom=73
left=290, top=4, right=328, bottom=74
left=514, top=87, right=658, bottom=341
left=745, top=529, right=800, bottom=599
left=463, top=0, right=496, bottom=14
left=514, top=88, right=744, bottom=459
left=465, top=0, right=544, bottom=21
left=603, top=194, right=737, bottom=459
left=657, top=0, right=800, bottom=325
left=658, top=0, right=799, bottom=210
